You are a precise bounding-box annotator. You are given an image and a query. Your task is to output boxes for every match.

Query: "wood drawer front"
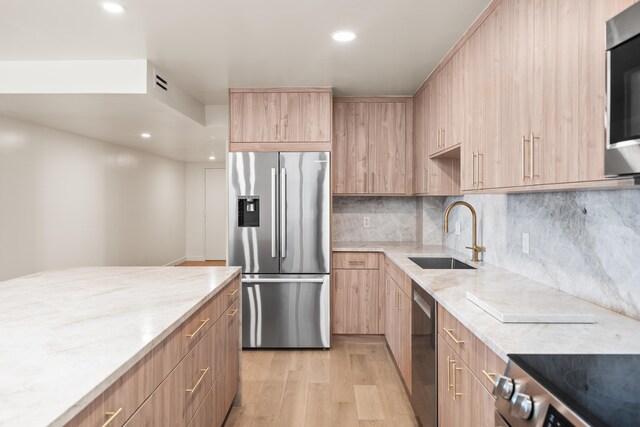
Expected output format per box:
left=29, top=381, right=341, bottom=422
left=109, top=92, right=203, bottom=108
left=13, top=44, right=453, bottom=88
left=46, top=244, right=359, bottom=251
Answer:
left=384, top=256, right=411, bottom=296
left=66, top=349, right=156, bottom=427
left=333, top=252, right=379, bottom=269
left=223, top=301, right=240, bottom=409
left=125, top=319, right=222, bottom=427
left=437, top=305, right=474, bottom=367
left=187, top=373, right=226, bottom=427
left=438, top=306, right=506, bottom=394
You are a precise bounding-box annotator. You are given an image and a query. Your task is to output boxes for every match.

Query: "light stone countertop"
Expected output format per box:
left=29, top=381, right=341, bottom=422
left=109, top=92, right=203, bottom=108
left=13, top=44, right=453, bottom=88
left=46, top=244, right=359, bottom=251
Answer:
left=333, top=242, right=640, bottom=360
left=0, top=266, right=241, bottom=427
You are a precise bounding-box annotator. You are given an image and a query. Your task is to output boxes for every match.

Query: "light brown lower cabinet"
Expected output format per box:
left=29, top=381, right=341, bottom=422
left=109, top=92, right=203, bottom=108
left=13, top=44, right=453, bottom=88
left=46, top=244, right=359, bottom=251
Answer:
left=384, top=269, right=412, bottom=394
left=331, top=252, right=384, bottom=335
left=66, top=277, right=241, bottom=427
left=438, top=335, right=494, bottom=427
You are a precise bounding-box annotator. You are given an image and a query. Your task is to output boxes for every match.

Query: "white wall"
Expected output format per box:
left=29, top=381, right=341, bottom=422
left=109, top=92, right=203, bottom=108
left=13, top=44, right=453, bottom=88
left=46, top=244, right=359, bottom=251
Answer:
left=186, top=162, right=226, bottom=261
left=0, top=116, right=186, bottom=281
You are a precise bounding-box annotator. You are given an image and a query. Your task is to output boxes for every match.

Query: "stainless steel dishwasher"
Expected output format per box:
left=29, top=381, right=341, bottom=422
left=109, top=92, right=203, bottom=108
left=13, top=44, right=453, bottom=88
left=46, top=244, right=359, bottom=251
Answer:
left=411, top=282, right=436, bottom=427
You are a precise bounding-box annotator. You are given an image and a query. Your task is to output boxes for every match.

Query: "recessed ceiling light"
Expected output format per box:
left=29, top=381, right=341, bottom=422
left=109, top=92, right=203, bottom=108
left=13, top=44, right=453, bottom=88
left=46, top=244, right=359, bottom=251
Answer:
left=209, top=155, right=216, bottom=160
left=101, top=2, right=126, bottom=14
left=140, top=132, right=151, bottom=139
left=331, top=31, right=357, bottom=42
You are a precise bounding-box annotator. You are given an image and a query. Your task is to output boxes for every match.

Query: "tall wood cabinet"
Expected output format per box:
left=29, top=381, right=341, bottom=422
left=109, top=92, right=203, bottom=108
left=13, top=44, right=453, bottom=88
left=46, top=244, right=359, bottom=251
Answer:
left=229, top=88, right=332, bottom=147
left=333, top=97, right=413, bottom=195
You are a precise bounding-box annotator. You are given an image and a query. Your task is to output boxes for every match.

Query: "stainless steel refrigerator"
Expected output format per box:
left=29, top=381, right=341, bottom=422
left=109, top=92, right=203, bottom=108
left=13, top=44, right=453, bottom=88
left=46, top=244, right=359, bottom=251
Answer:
left=228, top=152, right=330, bottom=349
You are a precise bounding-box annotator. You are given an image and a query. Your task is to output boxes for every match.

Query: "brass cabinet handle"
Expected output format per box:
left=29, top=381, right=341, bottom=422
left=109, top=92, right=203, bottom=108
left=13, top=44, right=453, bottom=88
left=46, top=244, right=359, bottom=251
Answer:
left=436, top=129, right=440, bottom=149
left=227, top=308, right=239, bottom=317
left=472, top=152, right=477, bottom=186
left=531, top=132, right=540, bottom=179
left=482, top=370, right=497, bottom=383
left=443, top=328, right=465, bottom=345
left=186, top=367, right=210, bottom=393
left=441, top=129, right=445, bottom=149
left=102, top=408, right=123, bottom=427
left=453, top=363, right=463, bottom=400
left=228, top=288, right=239, bottom=297
left=348, top=260, right=366, bottom=265
left=447, top=356, right=454, bottom=391
left=522, top=135, right=531, bottom=181
left=185, top=318, right=210, bottom=339
left=478, top=152, right=484, bottom=185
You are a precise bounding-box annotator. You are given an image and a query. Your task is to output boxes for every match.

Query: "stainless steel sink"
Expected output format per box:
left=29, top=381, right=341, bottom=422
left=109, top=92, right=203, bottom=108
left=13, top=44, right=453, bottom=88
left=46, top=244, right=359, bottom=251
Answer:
left=409, top=257, right=476, bottom=270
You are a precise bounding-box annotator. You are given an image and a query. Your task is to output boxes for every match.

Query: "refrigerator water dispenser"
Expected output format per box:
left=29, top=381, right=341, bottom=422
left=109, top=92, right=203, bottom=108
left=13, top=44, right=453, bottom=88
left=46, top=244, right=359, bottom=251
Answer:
left=237, top=197, right=260, bottom=227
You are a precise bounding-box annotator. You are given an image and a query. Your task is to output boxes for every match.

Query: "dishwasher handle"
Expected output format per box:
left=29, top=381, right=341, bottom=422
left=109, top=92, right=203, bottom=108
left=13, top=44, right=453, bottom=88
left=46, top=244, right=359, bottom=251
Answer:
left=413, top=292, right=432, bottom=319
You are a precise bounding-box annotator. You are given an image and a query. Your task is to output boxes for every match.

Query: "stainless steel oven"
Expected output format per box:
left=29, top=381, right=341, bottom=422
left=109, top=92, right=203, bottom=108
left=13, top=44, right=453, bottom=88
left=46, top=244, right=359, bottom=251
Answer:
left=605, top=2, right=640, bottom=176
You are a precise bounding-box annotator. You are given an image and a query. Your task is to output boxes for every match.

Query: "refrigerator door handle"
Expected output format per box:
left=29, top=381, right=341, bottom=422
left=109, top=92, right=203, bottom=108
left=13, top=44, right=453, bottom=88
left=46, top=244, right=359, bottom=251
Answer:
left=280, top=167, right=286, bottom=259
left=242, top=277, right=325, bottom=284
left=271, top=168, right=277, bottom=258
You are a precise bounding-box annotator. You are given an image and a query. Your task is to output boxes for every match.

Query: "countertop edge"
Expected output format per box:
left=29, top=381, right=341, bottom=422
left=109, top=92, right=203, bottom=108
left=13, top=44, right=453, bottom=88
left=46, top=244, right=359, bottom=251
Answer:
left=50, top=267, right=242, bottom=427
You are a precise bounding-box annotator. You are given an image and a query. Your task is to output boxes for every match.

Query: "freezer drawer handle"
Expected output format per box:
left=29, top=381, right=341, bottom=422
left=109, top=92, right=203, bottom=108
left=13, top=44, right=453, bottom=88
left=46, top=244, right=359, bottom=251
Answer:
left=242, top=278, right=325, bottom=284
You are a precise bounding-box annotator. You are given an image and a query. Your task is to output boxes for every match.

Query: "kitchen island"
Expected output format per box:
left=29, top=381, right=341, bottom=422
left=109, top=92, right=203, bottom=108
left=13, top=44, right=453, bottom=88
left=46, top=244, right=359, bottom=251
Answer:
left=0, top=266, right=241, bottom=427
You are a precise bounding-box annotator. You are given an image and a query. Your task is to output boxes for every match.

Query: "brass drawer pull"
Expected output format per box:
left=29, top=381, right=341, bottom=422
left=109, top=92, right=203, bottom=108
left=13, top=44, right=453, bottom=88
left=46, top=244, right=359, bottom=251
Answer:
left=453, top=363, right=463, bottom=400
left=443, top=328, right=465, bottom=345
left=348, top=260, right=365, bottom=265
left=185, top=318, right=209, bottom=339
left=227, top=308, right=239, bottom=317
left=186, top=367, right=210, bottom=393
left=228, top=288, right=239, bottom=297
left=102, top=408, right=123, bottom=427
left=482, top=370, right=497, bottom=383
left=446, top=356, right=454, bottom=391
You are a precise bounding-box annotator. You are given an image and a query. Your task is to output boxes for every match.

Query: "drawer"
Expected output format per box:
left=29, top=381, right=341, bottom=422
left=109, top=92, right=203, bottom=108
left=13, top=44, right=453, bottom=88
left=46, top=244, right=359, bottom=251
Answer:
left=125, top=317, right=223, bottom=427
left=187, top=373, right=226, bottom=427
left=66, top=349, right=156, bottom=427
left=333, top=252, right=379, bottom=269
left=384, top=256, right=411, bottom=297
left=437, top=305, right=506, bottom=394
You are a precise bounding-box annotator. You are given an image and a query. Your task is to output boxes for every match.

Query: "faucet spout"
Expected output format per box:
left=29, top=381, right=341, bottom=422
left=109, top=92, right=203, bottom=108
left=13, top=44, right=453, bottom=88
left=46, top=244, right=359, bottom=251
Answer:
left=443, top=201, right=485, bottom=262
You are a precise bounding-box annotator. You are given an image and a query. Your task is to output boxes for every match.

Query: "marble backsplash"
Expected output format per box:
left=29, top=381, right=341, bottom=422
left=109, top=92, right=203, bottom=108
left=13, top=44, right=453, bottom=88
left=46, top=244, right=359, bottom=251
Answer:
left=441, top=191, right=640, bottom=321
left=332, top=197, right=420, bottom=242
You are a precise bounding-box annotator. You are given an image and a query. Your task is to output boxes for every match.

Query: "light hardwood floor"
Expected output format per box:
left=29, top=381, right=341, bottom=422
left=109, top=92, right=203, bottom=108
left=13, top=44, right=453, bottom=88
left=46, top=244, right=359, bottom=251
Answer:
left=224, top=336, right=418, bottom=427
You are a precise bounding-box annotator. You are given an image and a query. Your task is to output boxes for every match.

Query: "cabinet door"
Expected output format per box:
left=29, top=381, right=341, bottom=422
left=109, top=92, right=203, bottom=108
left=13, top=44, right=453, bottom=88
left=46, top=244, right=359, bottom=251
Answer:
left=461, top=33, right=480, bottom=191
left=281, top=92, right=332, bottom=142
left=500, top=0, right=535, bottom=188
left=533, top=0, right=635, bottom=185
left=369, top=102, right=407, bottom=194
left=332, top=102, right=368, bottom=194
left=396, top=286, right=412, bottom=393
left=332, top=269, right=379, bottom=334
left=414, top=86, right=429, bottom=194
left=437, top=335, right=475, bottom=427
left=224, top=301, right=240, bottom=411
left=384, top=274, right=397, bottom=356
left=229, top=92, right=280, bottom=142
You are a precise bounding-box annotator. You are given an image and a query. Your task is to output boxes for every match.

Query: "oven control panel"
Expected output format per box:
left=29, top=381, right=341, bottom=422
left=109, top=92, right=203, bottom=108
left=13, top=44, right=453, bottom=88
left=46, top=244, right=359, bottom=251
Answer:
left=543, top=405, right=575, bottom=427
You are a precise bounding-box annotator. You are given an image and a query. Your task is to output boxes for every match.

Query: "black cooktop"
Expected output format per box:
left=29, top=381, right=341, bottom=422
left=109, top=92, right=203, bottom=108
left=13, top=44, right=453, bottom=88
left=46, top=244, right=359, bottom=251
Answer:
left=510, top=354, right=640, bottom=427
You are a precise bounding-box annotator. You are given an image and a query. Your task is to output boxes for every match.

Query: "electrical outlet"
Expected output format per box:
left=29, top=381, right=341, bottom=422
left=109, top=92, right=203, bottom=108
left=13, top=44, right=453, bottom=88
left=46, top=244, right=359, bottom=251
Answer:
left=522, top=233, right=530, bottom=254
left=363, top=217, right=371, bottom=228
left=455, top=221, right=461, bottom=236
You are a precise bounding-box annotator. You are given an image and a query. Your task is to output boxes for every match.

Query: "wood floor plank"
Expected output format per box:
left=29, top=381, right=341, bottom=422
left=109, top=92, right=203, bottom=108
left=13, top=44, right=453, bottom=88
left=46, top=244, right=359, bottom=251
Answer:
left=224, top=336, right=417, bottom=427
left=354, top=385, right=385, bottom=420
left=304, top=383, right=331, bottom=427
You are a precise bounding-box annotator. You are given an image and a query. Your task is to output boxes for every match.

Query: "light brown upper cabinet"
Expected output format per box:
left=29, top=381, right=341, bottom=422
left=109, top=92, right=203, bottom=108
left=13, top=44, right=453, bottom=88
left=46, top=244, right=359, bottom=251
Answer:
left=333, top=97, right=412, bottom=195
left=425, top=0, right=636, bottom=193
left=229, top=88, right=332, bottom=144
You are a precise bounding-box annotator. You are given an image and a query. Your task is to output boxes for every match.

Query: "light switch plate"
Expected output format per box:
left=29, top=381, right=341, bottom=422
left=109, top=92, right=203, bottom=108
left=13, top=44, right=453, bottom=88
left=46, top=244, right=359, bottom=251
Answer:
left=522, top=233, right=530, bottom=254
left=363, top=217, right=371, bottom=228
left=455, top=221, right=461, bottom=235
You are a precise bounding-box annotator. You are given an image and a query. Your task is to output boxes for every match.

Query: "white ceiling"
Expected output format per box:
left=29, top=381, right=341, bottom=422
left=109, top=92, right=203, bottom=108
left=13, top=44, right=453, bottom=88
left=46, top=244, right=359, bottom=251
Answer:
left=0, top=0, right=490, bottom=161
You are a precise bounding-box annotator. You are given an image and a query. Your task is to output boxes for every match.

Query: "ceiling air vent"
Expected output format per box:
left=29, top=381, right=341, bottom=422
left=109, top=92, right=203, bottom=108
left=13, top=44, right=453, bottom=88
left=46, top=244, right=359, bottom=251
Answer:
left=155, top=73, right=168, bottom=92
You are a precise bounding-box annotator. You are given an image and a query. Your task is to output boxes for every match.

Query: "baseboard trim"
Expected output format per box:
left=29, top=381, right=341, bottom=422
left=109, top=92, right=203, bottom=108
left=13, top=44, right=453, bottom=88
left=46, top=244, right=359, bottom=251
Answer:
left=165, top=256, right=187, bottom=266
left=186, top=256, right=206, bottom=262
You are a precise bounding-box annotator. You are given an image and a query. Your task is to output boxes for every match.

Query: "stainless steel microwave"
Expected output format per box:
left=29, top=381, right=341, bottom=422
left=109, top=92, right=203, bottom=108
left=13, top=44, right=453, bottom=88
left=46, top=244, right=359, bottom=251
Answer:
left=606, top=2, right=640, bottom=176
